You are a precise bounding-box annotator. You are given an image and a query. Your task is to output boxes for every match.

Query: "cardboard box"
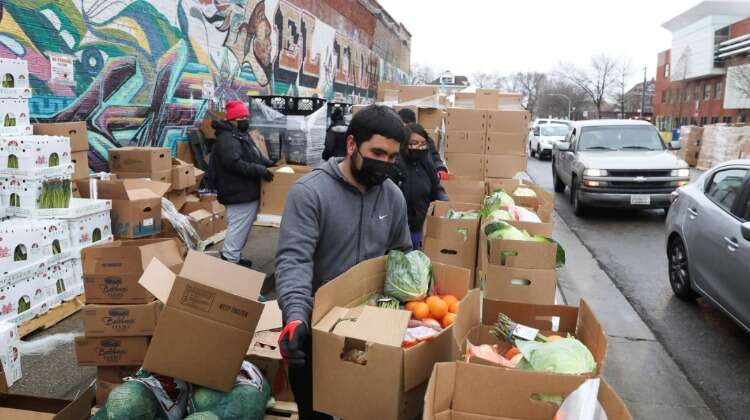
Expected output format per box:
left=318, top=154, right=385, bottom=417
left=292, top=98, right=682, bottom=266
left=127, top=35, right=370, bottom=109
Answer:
left=445, top=153, right=484, bottom=179
left=482, top=228, right=560, bottom=270
left=441, top=178, right=486, bottom=203
left=0, top=384, right=95, bottom=419
left=474, top=88, right=502, bottom=110
left=444, top=131, right=486, bottom=154
left=139, top=251, right=265, bottom=391
left=108, top=147, right=171, bottom=173
left=71, top=151, right=88, bottom=180
left=34, top=121, right=89, bottom=152
left=212, top=207, right=227, bottom=234
left=424, top=362, right=632, bottom=420
left=190, top=168, right=205, bottom=193
left=486, top=131, right=527, bottom=156
left=176, top=141, right=194, bottom=165
left=82, top=302, right=161, bottom=337
left=446, top=108, right=486, bottom=131
left=188, top=209, right=213, bottom=240
left=181, top=197, right=224, bottom=215
left=170, top=158, right=196, bottom=190
left=486, top=110, right=530, bottom=133
left=81, top=238, right=182, bottom=304
left=377, top=81, right=400, bottom=102
left=0, top=322, right=21, bottom=389
left=486, top=179, right=554, bottom=225
left=245, top=300, right=294, bottom=402
left=165, top=188, right=187, bottom=211
left=114, top=169, right=172, bottom=185
left=0, top=99, right=31, bottom=136
left=0, top=135, right=72, bottom=173
left=479, top=260, right=557, bottom=304
left=418, top=108, right=444, bottom=130
left=422, top=201, right=481, bottom=277
left=76, top=178, right=170, bottom=239
left=398, top=85, right=439, bottom=103
left=259, top=165, right=313, bottom=216
left=484, top=154, right=527, bottom=179
left=312, top=257, right=472, bottom=420
left=74, top=336, right=149, bottom=366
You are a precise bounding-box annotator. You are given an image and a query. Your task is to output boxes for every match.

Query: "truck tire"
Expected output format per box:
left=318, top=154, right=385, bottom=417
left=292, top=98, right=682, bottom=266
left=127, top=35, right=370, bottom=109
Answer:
left=529, top=142, right=535, bottom=158
left=552, top=162, right=565, bottom=193
left=571, top=176, right=587, bottom=216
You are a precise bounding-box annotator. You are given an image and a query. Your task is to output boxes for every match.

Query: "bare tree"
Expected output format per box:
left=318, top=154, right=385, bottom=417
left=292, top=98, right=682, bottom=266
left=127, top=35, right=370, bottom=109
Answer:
left=558, top=53, right=620, bottom=119
left=613, top=59, right=632, bottom=119
left=410, top=63, right=437, bottom=85
left=511, top=72, right=546, bottom=117
left=535, top=76, right=590, bottom=119
left=472, top=71, right=501, bottom=89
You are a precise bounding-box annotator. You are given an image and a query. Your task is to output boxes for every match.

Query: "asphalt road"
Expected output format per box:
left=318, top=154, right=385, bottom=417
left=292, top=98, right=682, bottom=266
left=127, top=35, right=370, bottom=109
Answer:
left=526, top=156, right=750, bottom=420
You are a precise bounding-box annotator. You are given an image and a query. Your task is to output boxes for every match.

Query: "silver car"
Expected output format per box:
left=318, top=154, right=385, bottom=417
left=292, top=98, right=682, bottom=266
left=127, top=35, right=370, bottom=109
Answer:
left=666, top=160, right=750, bottom=331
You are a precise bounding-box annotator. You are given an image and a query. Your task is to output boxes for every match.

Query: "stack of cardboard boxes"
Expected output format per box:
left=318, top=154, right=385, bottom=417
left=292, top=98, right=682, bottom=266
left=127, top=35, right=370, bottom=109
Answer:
left=76, top=238, right=183, bottom=405
left=34, top=121, right=90, bottom=181
left=444, top=108, right=529, bottom=181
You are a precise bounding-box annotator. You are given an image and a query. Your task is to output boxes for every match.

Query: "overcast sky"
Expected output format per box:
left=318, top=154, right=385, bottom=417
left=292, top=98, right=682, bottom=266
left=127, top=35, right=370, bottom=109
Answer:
left=377, top=0, right=702, bottom=85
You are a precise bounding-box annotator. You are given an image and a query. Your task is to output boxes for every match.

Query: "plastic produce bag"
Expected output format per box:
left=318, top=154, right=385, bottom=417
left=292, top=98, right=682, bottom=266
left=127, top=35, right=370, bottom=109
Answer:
left=161, top=198, right=200, bottom=249
left=187, top=361, right=270, bottom=420
left=249, top=100, right=287, bottom=162
left=384, top=250, right=433, bottom=302
left=554, top=379, right=608, bottom=420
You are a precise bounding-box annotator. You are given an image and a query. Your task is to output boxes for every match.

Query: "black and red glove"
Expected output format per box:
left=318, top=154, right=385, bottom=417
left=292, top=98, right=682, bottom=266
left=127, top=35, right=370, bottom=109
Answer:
left=437, top=169, right=449, bottom=181
left=278, top=320, right=308, bottom=368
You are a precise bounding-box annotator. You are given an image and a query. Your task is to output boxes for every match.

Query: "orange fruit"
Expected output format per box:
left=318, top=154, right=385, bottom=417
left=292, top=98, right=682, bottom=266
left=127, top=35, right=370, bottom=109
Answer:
left=405, top=301, right=421, bottom=312
left=448, top=301, right=459, bottom=314
left=426, top=296, right=448, bottom=320
left=442, top=295, right=459, bottom=307
left=410, top=302, right=430, bottom=320
left=441, top=312, right=456, bottom=328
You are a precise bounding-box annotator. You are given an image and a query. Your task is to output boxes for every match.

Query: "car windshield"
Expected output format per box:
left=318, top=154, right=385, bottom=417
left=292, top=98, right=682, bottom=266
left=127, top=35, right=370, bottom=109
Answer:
left=541, top=125, right=569, bottom=136
left=578, top=125, right=664, bottom=151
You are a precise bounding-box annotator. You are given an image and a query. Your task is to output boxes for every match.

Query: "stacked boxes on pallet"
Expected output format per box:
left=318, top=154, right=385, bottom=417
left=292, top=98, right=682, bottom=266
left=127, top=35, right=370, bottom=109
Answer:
left=76, top=238, right=183, bottom=406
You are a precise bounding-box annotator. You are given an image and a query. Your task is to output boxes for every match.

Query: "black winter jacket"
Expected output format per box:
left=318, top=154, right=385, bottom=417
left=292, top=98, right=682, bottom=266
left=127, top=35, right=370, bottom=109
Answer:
left=322, top=122, right=348, bottom=160
left=211, top=120, right=273, bottom=205
left=393, top=152, right=449, bottom=232
left=426, top=136, right=447, bottom=172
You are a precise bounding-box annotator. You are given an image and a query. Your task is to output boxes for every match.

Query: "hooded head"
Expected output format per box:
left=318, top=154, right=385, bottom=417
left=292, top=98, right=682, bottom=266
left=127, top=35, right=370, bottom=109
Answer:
left=397, top=108, right=417, bottom=125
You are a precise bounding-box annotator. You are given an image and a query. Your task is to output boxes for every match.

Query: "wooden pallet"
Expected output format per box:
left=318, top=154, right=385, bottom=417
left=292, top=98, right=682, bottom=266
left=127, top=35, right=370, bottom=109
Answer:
left=265, top=400, right=299, bottom=420
left=196, top=229, right=227, bottom=251
left=18, top=294, right=85, bottom=338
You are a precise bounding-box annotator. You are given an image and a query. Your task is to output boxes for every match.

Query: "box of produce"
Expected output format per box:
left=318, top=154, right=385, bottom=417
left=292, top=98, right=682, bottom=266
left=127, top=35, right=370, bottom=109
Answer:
left=0, top=135, right=72, bottom=174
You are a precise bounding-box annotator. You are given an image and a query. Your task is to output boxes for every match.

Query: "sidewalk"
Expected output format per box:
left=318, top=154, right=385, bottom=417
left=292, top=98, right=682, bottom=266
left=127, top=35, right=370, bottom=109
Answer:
left=552, top=212, right=716, bottom=419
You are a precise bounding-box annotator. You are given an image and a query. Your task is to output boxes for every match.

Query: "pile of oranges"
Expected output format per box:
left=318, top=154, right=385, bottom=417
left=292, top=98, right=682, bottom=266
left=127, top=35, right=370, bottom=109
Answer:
left=405, top=294, right=459, bottom=328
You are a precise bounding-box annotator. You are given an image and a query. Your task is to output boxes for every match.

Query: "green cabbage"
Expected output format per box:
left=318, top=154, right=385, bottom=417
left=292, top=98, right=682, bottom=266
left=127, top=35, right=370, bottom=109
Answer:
left=516, top=337, right=596, bottom=375
left=385, top=250, right=433, bottom=302
left=445, top=208, right=480, bottom=220
left=486, top=209, right=513, bottom=223
left=481, top=189, right=515, bottom=217
left=513, top=186, right=537, bottom=197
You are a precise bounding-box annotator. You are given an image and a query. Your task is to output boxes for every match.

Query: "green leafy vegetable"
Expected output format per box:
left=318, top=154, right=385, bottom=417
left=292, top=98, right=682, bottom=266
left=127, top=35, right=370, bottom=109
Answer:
left=481, top=189, right=515, bottom=217
left=384, top=250, right=433, bottom=303
left=7, top=154, right=18, bottom=169
left=513, top=186, right=537, bottom=197
left=445, top=208, right=480, bottom=220
left=516, top=338, right=596, bottom=375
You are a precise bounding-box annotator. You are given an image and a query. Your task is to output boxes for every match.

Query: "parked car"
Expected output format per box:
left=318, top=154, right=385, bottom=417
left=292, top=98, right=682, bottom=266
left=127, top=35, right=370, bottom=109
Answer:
left=531, top=118, right=572, bottom=128
left=551, top=119, right=689, bottom=215
left=666, top=160, right=750, bottom=332
left=529, top=123, right=569, bottom=159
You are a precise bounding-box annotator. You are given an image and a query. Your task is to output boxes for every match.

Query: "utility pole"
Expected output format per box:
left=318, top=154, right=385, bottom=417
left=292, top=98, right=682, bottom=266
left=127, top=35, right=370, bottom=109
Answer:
left=640, top=66, right=647, bottom=120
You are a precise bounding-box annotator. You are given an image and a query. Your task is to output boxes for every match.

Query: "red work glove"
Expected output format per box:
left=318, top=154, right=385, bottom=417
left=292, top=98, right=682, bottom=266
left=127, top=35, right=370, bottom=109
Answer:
left=278, top=320, right=308, bottom=368
left=437, top=169, right=449, bottom=181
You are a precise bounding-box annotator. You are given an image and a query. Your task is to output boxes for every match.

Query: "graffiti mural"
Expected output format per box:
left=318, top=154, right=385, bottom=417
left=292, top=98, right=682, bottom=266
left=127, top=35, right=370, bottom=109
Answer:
left=0, top=0, right=401, bottom=169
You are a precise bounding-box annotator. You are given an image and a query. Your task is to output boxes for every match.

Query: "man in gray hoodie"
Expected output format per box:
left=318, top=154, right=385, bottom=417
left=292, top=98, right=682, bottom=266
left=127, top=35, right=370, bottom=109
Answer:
left=276, top=105, right=412, bottom=419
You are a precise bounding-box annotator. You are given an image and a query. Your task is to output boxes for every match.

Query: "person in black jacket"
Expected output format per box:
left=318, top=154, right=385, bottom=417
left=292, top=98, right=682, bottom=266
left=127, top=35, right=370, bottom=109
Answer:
left=396, top=108, right=449, bottom=180
left=394, top=123, right=449, bottom=249
left=321, top=107, right=348, bottom=160
left=211, top=100, right=274, bottom=267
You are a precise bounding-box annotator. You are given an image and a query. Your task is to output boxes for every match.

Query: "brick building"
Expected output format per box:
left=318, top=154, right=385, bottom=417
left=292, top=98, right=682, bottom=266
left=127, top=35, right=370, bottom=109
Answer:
left=654, top=1, right=750, bottom=131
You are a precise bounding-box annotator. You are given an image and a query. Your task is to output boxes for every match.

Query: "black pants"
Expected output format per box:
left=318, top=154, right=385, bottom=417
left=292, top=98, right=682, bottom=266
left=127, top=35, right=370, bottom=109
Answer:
left=288, top=339, right=333, bottom=420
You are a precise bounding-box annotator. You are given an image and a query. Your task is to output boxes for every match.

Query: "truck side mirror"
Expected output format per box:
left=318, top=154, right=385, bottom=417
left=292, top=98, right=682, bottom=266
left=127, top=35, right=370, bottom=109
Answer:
left=669, top=140, right=681, bottom=150
left=557, top=142, right=570, bottom=152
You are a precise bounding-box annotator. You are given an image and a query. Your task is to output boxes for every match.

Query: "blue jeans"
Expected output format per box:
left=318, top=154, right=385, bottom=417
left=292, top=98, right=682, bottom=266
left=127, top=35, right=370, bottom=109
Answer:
left=410, top=230, right=423, bottom=250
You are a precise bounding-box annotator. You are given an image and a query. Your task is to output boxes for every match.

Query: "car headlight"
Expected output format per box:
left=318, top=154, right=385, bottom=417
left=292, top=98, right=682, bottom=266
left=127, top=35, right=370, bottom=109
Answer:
left=583, top=169, right=608, bottom=177
left=671, top=169, right=690, bottom=177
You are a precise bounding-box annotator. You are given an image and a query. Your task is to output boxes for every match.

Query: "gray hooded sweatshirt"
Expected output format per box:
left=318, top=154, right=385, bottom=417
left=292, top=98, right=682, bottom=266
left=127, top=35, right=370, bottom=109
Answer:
left=275, top=158, right=412, bottom=324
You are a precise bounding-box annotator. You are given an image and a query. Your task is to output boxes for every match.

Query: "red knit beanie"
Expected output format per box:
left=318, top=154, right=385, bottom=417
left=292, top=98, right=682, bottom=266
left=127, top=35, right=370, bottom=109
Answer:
left=225, top=100, right=249, bottom=121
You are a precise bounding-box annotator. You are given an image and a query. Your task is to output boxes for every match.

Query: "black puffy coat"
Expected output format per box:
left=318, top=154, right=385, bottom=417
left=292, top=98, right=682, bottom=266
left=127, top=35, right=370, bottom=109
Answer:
left=322, top=121, right=348, bottom=161
left=210, top=120, right=273, bottom=205
left=393, top=152, right=449, bottom=232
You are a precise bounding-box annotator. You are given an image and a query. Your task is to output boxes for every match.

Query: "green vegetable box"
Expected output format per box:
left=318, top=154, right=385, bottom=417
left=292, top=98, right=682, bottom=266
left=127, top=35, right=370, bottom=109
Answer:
left=0, top=220, right=48, bottom=276
left=0, top=175, right=74, bottom=214
left=0, top=58, right=31, bottom=99
left=0, top=135, right=72, bottom=175
left=0, top=99, right=31, bottom=136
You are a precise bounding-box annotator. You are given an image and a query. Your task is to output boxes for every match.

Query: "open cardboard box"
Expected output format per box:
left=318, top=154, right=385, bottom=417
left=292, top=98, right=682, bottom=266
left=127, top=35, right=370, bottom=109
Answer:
left=139, top=250, right=265, bottom=392
left=187, top=209, right=213, bottom=240
left=481, top=227, right=560, bottom=270
left=311, top=256, right=472, bottom=420
left=170, top=158, right=196, bottom=190
left=81, top=238, right=182, bottom=304
left=441, top=177, right=486, bottom=204
left=424, top=362, right=632, bottom=420
left=485, top=179, right=554, bottom=236
left=0, top=381, right=94, bottom=419
left=245, top=300, right=295, bottom=403
left=77, top=178, right=170, bottom=239
left=422, top=201, right=481, bottom=277
left=259, top=165, right=313, bottom=216
left=452, top=292, right=608, bottom=377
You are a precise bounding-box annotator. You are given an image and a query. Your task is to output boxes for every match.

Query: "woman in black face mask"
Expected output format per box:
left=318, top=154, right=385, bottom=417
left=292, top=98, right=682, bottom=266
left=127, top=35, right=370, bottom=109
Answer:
left=394, top=123, right=449, bottom=249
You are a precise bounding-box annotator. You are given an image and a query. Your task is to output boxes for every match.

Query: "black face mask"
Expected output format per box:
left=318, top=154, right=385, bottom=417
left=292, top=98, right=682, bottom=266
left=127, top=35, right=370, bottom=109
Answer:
left=406, top=148, right=428, bottom=163
left=351, top=148, right=393, bottom=189
left=236, top=120, right=250, bottom=132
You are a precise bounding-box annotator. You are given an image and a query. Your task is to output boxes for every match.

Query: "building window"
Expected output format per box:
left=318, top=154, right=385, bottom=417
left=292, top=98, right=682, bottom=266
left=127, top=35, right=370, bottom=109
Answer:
left=711, top=116, right=719, bottom=124
left=664, top=63, right=670, bottom=79
left=695, top=85, right=701, bottom=101
left=703, top=84, right=711, bottom=100
left=661, top=90, right=666, bottom=103
left=723, top=116, right=732, bottom=124
left=715, top=81, right=723, bottom=99
left=700, top=116, right=708, bottom=126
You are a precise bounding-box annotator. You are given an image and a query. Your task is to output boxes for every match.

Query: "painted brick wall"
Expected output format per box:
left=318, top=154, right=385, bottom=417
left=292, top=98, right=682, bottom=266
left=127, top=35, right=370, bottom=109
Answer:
left=0, top=0, right=410, bottom=169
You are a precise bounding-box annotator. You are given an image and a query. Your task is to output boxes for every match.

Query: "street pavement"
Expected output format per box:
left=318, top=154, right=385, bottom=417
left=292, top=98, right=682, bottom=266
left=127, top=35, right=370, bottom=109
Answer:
left=527, top=156, right=746, bottom=420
